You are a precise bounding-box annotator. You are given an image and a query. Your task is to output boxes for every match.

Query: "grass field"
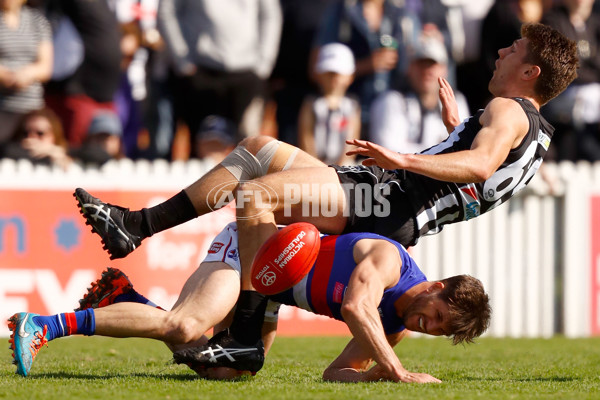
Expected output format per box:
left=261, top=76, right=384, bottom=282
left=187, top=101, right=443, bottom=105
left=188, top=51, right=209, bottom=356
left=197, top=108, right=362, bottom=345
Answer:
left=1, top=336, right=599, bottom=399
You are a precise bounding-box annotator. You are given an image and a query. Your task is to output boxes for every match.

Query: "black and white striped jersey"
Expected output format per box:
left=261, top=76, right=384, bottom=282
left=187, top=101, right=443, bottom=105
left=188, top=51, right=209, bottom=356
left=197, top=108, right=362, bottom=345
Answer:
left=406, top=97, right=554, bottom=240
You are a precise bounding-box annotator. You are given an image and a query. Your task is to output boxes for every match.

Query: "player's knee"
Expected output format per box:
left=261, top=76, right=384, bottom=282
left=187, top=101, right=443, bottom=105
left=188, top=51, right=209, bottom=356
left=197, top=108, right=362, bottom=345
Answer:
left=164, top=315, right=205, bottom=344
left=239, top=136, right=277, bottom=155
left=222, top=137, right=300, bottom=181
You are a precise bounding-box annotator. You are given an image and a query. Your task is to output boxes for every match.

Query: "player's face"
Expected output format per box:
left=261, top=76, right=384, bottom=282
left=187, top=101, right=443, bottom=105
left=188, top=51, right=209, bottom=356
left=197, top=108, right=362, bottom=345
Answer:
left=488, top=38, right=530, bottom=96
left=402, top=291, right=452, bottom=337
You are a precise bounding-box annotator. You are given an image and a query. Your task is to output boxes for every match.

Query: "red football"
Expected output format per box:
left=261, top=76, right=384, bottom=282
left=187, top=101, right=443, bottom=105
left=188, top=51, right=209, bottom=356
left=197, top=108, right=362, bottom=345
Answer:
left=251, top=222, right=321, bottom=295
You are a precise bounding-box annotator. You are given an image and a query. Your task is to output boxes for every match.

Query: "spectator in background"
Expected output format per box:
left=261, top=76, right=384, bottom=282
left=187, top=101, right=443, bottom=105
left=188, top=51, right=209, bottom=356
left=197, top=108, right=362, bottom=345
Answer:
left=370, top=36, right=469, bottom=154
left=44, top=0, right=122, bottom=148
left=157, top=0, right=282, bottom=154
left=115, top=20, right=144, bottom=159
left=402, top=0, right=457, bottom=86
left=0, top=107, right=71, bottom=169
left=193, top=115, right=237, bottom=165
left=269, top=0, right=335, bottom=146
left=137, top=2, right=176, bottom=161
left=312, top=0, right=420, bottom=140
left=542, top=0, right=600, bottom=161
left=0, top=0, right=52, bottom=145
left=452, top=0, right=494, bottom=114
left=70, top=110, right=123, bottom=167
left=298, top=43, right=360, bottom=165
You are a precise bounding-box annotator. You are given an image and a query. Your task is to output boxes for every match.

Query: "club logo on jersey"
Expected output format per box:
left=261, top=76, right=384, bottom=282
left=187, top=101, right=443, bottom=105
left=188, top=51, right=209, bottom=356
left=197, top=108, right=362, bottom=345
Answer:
left=228, top=249, right=239, bottom=261
left=208, top=242, right=224, bottom=254
left=460, top=186, right=480, bottom=220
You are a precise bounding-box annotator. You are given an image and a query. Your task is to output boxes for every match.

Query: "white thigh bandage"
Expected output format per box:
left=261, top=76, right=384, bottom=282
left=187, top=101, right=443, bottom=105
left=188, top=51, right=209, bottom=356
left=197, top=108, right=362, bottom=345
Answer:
left=221, top=140, right=298, bottom=180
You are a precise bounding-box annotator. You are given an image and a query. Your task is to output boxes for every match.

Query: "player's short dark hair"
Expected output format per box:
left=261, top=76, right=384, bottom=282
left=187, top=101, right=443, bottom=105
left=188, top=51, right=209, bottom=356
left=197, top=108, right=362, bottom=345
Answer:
left=439, top=275, right=491, bottom=345
left=521, top=23, right=579, bottom=105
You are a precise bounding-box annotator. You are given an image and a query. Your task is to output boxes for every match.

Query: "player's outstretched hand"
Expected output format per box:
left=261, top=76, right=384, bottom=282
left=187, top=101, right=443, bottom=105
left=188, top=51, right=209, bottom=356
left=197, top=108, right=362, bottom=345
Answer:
left=346, top=139, right=404, bottom=170
left=439, top=77, right=460, bottom=133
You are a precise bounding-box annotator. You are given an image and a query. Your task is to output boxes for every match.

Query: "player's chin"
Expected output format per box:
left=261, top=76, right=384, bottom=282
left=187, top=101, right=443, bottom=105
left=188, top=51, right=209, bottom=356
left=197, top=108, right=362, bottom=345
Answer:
left=194, top=366, right=253, bottom=380
left=403, top=314, right=421, bottom=333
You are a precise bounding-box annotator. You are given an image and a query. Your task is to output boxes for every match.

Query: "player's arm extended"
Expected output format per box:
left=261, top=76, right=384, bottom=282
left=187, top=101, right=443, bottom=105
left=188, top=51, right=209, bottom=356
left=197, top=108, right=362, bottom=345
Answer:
left=346, top=97, right=529, bottom=183
left=328, top=239, right=440, bottom=383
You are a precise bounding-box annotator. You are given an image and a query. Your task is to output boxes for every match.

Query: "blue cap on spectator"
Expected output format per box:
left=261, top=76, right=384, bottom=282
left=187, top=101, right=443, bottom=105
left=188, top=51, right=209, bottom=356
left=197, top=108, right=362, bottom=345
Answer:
left=196, top=115, right=236, bottom=145
left=88, top=111, right=122, bottom=136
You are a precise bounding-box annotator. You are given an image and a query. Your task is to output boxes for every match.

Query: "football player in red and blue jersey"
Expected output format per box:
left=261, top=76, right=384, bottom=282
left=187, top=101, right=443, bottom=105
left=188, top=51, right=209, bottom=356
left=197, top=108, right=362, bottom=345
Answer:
left=8, top=223, right=490, bottom=382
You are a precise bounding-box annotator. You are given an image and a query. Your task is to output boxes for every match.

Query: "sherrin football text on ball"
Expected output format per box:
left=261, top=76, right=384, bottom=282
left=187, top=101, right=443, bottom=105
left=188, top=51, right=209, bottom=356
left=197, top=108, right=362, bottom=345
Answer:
left=251, top=222, right=321, bottom=295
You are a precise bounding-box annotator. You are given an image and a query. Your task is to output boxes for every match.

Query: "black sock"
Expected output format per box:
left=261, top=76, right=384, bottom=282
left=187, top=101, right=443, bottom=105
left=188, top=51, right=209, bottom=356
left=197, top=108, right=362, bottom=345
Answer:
left=229, top=290, right=269, bottom=345
left=122, top=190, right=198, bottom=238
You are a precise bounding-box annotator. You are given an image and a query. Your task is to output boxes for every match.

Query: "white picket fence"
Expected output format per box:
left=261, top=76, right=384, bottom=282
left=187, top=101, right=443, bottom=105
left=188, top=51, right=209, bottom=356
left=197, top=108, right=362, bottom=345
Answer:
left=0, top=158, right=597, bottom=337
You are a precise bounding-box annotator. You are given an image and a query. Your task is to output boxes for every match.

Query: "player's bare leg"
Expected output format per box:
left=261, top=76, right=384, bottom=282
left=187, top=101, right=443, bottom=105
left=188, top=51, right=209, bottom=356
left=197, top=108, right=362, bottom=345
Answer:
left=92, top=261, right=240, bottom=351
left=184, top=136, right=327, bottom=215
left=74, top=136, right=328, bottom=259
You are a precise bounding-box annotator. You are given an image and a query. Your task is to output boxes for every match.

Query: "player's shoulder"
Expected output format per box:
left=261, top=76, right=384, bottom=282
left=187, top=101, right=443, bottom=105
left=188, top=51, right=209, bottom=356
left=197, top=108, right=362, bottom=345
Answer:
left=480, top=97, right=529, bottom=128
left=484, top=97, right=526, bottom=113
left=353, top=236, right=402, bottom=257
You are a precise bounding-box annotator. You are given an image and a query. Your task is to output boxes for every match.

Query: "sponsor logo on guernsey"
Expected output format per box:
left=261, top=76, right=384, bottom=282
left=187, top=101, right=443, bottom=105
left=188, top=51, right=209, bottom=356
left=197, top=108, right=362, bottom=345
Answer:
left=208, top=242, right=224, bottom=254
left=537, top=130, right=551, bottom=151
left=333, top=282, right=345, bottom=303
left=460, top=186, right=480, bottom=220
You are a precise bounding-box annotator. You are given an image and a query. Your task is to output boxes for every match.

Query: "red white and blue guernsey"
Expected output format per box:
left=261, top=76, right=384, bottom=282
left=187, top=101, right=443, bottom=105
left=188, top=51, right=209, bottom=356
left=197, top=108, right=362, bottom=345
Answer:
left=269, top=231, right=427, bottom=334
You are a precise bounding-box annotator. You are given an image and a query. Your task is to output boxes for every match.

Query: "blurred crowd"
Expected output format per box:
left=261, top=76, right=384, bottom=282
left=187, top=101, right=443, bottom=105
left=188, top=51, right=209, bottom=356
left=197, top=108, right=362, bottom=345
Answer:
left=0, top=0, right=598, bottom=169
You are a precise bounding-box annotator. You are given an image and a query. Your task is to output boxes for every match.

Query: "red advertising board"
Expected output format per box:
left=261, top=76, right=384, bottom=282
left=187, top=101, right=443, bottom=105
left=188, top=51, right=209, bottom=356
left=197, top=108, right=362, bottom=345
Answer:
left=0, top=189, right=349, bottom=337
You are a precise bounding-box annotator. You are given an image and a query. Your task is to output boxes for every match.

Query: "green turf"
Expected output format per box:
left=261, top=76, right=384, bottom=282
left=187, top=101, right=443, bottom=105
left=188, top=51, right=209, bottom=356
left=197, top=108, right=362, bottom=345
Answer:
left=1, top=336, right=599, bottom=399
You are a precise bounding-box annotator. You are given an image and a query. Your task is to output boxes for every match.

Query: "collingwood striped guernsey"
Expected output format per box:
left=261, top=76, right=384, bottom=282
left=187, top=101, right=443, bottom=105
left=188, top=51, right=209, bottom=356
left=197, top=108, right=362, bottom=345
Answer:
left=407, top=97, right=553, bottom=240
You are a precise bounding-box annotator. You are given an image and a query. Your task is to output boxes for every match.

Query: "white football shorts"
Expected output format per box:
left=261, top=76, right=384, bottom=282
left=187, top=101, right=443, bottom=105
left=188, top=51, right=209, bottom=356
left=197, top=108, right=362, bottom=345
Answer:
left=202, top=222, right=280, bottom=322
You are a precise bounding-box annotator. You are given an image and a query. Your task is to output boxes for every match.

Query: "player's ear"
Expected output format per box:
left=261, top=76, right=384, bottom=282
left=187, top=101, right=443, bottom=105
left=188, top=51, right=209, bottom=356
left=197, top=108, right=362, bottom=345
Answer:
left=523, top=65, right=541, bottom=81
left=427, top=281, right=445, bottom=293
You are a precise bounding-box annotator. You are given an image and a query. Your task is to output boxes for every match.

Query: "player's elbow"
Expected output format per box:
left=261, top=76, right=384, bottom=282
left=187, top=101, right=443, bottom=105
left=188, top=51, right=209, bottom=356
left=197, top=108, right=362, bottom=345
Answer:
left=322, top=366, right=336, bottom=381
left=340, top=302, right=355, bottom=319
left=340, top=301, right=362, bottom=322
left=470, top=163, right=495, bottom=182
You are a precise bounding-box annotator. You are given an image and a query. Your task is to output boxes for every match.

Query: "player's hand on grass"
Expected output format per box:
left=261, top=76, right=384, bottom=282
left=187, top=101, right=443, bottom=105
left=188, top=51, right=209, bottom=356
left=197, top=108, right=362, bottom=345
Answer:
left=363, top=365, right=441, bottom=383
left=398, top=371, right=442, bottom=383
left=346, top=139, right=404, bottom=170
